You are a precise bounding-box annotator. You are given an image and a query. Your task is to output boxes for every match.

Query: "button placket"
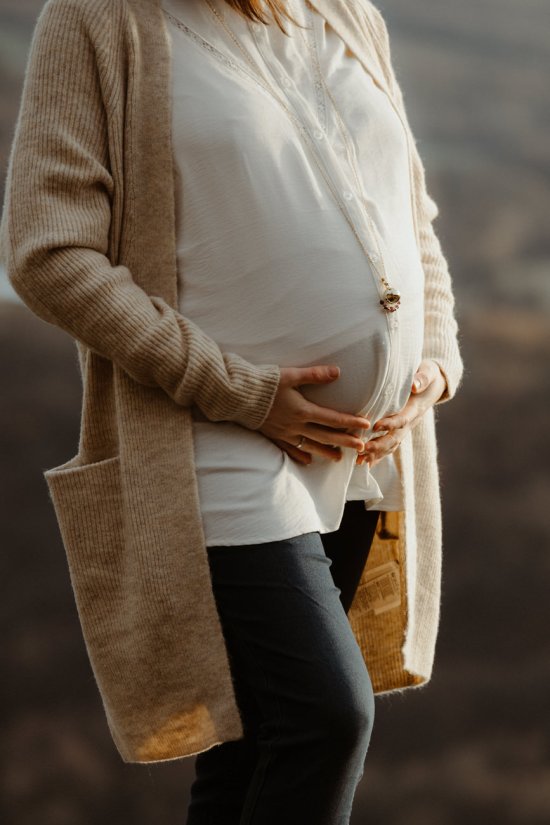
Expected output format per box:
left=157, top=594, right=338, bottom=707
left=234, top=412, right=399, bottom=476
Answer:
left=246, top=7, right=397, bottom=311
left=246, top=14, right=367, bottom=235
left=383, top=314, right=402, bottom=407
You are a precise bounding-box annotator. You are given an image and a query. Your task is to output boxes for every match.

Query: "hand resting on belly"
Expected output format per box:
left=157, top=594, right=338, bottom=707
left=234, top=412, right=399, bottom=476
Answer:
left=257, top=359, right=447, bottom=468
left=256, top=363, right=372, bottom=463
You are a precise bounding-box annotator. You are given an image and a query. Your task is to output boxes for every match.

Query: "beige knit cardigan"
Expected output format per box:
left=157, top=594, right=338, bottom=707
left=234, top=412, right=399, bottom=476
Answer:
left=0, top=0, right=464, bottom=763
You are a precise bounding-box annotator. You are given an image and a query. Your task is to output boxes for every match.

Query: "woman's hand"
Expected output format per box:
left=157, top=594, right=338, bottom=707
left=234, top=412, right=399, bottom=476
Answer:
left=257, top=365, right=372, bottom=464
left=356, top=358, right=447, bottom=468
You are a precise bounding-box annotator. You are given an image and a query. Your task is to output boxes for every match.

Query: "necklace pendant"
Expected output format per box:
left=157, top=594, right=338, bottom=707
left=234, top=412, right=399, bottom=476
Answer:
left=380, top=287, right=401, bottom=312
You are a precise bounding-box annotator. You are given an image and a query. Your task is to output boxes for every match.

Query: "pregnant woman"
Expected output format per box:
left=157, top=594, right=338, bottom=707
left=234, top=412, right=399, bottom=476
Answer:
left=1, top=0, right=464, bottom=822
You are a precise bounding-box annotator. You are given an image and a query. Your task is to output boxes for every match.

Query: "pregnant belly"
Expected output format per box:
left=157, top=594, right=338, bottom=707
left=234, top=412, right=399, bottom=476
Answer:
left=187, top=304, right=420, bottom=423
left=179, top=238, right=422, bottom=420
left=284, top=331, right=392, bottom=418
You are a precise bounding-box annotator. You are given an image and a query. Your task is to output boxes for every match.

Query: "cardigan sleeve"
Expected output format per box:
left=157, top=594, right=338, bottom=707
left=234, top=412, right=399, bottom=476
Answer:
left=0, top=0, right=280, bottom=431
left=361, top=1, right=465, bottom=406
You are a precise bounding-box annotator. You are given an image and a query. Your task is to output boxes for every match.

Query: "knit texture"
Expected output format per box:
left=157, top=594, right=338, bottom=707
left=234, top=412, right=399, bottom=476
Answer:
left=0, top=0, right=464, bottom=763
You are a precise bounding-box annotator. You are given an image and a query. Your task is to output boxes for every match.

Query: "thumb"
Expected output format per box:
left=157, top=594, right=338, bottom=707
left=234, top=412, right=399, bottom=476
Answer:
left=412, top=369, right=429, bottom=393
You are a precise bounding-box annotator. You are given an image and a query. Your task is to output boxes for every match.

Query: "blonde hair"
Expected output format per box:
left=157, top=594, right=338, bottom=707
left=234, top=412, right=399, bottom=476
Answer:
left=221, top=0, right=305, bottom=35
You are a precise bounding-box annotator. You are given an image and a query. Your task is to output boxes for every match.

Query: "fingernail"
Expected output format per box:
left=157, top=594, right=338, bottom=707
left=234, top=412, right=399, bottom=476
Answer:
left=413, top=378, right=421, bottom=390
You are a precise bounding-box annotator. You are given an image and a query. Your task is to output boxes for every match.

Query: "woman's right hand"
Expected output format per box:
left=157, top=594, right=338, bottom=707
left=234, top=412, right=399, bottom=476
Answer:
left=257, top=365, right=371, bottom=465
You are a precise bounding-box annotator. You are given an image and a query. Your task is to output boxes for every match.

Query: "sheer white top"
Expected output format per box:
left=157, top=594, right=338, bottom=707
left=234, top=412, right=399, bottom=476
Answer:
left=161, top=0, right=425, bottom=546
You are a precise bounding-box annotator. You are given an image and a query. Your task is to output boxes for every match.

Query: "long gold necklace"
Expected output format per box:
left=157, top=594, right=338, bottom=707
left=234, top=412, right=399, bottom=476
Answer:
left=299, top=0, right=401, bottom=312
left=173, top=0, right=401, bottom=312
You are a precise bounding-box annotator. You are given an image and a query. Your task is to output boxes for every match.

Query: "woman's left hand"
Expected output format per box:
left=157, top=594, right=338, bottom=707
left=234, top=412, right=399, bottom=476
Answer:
left=356, top=358, right=447, bottom=468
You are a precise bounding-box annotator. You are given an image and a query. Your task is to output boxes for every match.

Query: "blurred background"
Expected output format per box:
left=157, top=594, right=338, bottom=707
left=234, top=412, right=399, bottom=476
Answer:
left=1, top=0, right=549, bottom=822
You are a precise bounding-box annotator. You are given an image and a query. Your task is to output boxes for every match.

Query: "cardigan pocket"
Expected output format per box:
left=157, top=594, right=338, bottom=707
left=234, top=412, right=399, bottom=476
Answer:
left=43, top=453, right=127, bottom=668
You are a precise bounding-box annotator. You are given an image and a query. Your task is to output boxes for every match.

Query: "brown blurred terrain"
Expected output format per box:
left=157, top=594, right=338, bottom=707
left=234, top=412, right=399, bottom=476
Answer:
left=1, top=0, right=550, bottom=823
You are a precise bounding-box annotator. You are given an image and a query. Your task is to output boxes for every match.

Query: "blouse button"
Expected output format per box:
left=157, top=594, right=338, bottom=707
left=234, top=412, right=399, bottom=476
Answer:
left=343, top=190, right=353, bottom=200
left=281, top=76, right=292, bottom=88
left=313, top=128, right=324, bottom=140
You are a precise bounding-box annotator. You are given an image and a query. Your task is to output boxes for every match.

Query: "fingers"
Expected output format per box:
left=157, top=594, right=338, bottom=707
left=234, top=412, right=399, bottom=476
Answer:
left=292, top=438, right=360, bottom=463
left=372, top=395, right=418, bottom=435
left=271, top=438, right=312, bottom=465
left=298, top=400, right=371, bottom=433
left=301, top=422, right=366, bottom=452
left=267, top=366, right=372, bottom=459
left=279, top=364, right=371, bottom=431
left=373, top=413, right=406, bottom=432
left=272, top=437, right=341, bottom=465
left=412, top=370, right=429, bottom=392
left=272, top=428, right=363, bottom=464
left=298, top=437, right=344, bottom=462
left=412, top=358, right=444, bottom=395
left=356, top=428, right=402, bottom=465
left=359, top=372, right=439, bottom=467
left=281, top=364, right=341, bottom=386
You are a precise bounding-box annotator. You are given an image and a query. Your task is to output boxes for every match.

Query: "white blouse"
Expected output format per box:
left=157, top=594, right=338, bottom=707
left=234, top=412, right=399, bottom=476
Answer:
left=161, top=0, right=425, bottom=546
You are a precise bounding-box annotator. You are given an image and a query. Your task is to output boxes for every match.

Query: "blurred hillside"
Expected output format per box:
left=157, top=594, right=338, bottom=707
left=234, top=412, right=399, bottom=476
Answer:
left=1, top=1, right=550, bottom=824
left=382, top=0, right=550, bottom=314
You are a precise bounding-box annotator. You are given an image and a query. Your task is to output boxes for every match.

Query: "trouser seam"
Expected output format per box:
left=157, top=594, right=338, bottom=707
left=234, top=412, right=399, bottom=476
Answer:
left=232, top=632, right=284, bottom=825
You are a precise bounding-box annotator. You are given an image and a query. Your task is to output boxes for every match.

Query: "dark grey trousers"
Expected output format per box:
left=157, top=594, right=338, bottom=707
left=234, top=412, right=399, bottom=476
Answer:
left=186, top=501, right=381, bottom=825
